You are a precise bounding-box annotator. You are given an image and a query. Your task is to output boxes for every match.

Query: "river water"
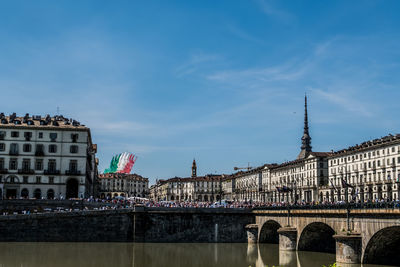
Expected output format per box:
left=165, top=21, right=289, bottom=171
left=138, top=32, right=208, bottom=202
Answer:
left=0, top=242, right=392, bottom=267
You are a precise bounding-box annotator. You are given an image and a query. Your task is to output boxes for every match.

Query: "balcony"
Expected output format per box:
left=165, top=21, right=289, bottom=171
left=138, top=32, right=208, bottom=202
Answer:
left=18, top=169, right=34, bottom=174
left=44, top=169, right=60, bottom=175
left=0, top=168, right=8, bottom=174
left=9, top=151, right=18, bottom=156
left=65, top=170, right=81, bottom=175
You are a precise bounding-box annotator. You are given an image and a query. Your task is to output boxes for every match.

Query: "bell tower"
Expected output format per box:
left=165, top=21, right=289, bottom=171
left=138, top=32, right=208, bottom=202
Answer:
left=192, top=159, right=197, bottom=177
left=297, top=94, right=312, bottom=159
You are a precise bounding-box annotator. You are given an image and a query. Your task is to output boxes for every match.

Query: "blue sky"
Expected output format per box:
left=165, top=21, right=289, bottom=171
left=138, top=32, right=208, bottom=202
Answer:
left=1, top=0, right=400, bottom=183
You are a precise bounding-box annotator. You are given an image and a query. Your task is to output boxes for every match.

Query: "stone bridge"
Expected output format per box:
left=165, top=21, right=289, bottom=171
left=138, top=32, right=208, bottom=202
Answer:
left=248, top=208, right=400, bottom=266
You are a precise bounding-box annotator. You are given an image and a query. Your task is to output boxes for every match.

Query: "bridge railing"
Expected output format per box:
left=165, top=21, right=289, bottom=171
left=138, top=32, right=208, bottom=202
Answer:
left=253, top=201, right=400, bottom=210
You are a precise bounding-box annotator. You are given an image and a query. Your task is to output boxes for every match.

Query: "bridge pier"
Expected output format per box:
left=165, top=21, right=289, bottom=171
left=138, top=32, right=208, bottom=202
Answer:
left=279, top=250, right=297, bottom=266
left=245, top=224, right=259, bottom=244
left=277, top=227, right=297, bottom=251
left=333, top=233, right=362, bottom=265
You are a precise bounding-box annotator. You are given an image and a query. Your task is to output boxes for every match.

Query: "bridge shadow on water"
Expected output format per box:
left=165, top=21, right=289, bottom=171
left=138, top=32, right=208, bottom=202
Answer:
left=0, top=242, right=395, bottom=267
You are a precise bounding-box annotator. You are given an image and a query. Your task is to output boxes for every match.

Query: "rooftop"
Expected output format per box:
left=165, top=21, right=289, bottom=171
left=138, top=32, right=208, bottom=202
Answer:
left=330, top=134, right=400, bottom=157
left=0, top=113, right=88, bottom=130
left=155, top=174, right=226, bottom=185
left=98, top=173, right=148, bottom=181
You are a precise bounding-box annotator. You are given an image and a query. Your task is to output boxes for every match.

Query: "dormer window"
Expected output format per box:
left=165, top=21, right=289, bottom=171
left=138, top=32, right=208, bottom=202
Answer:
left=49, top=133, right=57, bottom=141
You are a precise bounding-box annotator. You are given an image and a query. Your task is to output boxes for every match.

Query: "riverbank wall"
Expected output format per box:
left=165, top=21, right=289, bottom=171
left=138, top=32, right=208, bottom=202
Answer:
left=0, top=207, right=254, bottom=242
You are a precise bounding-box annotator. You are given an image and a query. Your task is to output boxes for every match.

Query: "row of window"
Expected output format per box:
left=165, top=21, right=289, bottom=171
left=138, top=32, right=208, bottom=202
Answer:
left=0, top=143, right=79, bottom=154
left=0, top=175, right=55, bottom=184
left=104, top=182, right=145, bottom=187
left=330, top=157, right=400, bottom=174
left=0, top=158, right=78, bottom=172
left=330, top=146, right=400, bottom=165
left=0, top=131, right=79, bottom=142
left=330, top=173, right=400, bottom=185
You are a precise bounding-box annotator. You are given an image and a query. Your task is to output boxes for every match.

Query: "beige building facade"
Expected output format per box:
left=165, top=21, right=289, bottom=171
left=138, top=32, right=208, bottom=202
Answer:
left=0, top=113, right=97, bottom=199
left=98, top=173, right=149, bottom=199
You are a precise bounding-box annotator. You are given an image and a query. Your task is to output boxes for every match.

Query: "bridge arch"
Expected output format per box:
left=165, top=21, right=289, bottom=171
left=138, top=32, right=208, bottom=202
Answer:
left=298, top=222, right=335, bottom=253
left=363, top=226, right=400, bottom=265
left=259, top=220, right=281, bottom=243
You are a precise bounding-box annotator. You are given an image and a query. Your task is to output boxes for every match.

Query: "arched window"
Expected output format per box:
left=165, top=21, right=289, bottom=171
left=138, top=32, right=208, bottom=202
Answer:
left=47, top=189, right=54, bottom=199
left=33, top=189, right=41, bottom=199
left=21, top=188, right=29, bottom=198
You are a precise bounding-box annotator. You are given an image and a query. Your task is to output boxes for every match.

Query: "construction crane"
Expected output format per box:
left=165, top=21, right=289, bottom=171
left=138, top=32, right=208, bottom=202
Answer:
left=234, top=163, right=253, bottom=171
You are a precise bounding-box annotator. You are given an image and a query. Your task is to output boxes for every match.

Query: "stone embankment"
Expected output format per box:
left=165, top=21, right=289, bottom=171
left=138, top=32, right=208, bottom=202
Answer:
left=0, top=206, right=254, bottom=242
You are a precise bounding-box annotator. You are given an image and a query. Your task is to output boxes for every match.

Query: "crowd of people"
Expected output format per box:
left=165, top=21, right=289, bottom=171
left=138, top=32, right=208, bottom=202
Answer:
left=1, top=197, right=400, bottom=216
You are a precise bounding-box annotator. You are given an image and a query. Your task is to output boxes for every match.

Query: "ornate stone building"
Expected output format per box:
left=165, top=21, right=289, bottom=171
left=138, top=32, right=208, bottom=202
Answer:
left=324, top=134, right=400, bottom=202
left=150, top=160, right=225, bottom=202
left=221, top=175, right=235, bottom=201
left=98, top=173, right=149, bottom=199
left=0, top=113, right=97, bottom=199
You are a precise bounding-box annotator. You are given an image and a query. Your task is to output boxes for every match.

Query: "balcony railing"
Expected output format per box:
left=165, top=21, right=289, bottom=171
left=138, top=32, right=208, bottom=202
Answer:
left=18, top=169, right=34, bottom=174
left=9, top=151, right=18, bottom=156
left=44, top=169, right=60, bottom=175
left=0, top=168, right=8, bottom=174
left=65, top=170, right=81, bottom=175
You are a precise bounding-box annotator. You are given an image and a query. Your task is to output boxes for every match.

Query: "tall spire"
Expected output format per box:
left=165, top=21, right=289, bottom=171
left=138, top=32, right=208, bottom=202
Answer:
left=297, top=94, right=312, bottom=159
left=192, top=159, right=197, bottom=177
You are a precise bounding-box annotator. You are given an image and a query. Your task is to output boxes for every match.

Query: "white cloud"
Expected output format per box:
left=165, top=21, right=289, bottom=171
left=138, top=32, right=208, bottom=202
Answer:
left=311, top=88, right=373, bottom=117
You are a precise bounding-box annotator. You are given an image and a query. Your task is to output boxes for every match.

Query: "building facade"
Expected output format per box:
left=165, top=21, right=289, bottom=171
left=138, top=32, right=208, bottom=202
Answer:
left=98, top=173, right=149, bottom=199
left=325, top=134, right=400, bottom=202
left=150, top=160, right=225, bottom=202
left=0, top=113, right=97, bottom=199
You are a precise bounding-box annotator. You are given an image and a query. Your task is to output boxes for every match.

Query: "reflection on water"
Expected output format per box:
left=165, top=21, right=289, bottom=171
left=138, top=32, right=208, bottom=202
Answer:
left=0, top=242, right=392, bottom=267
